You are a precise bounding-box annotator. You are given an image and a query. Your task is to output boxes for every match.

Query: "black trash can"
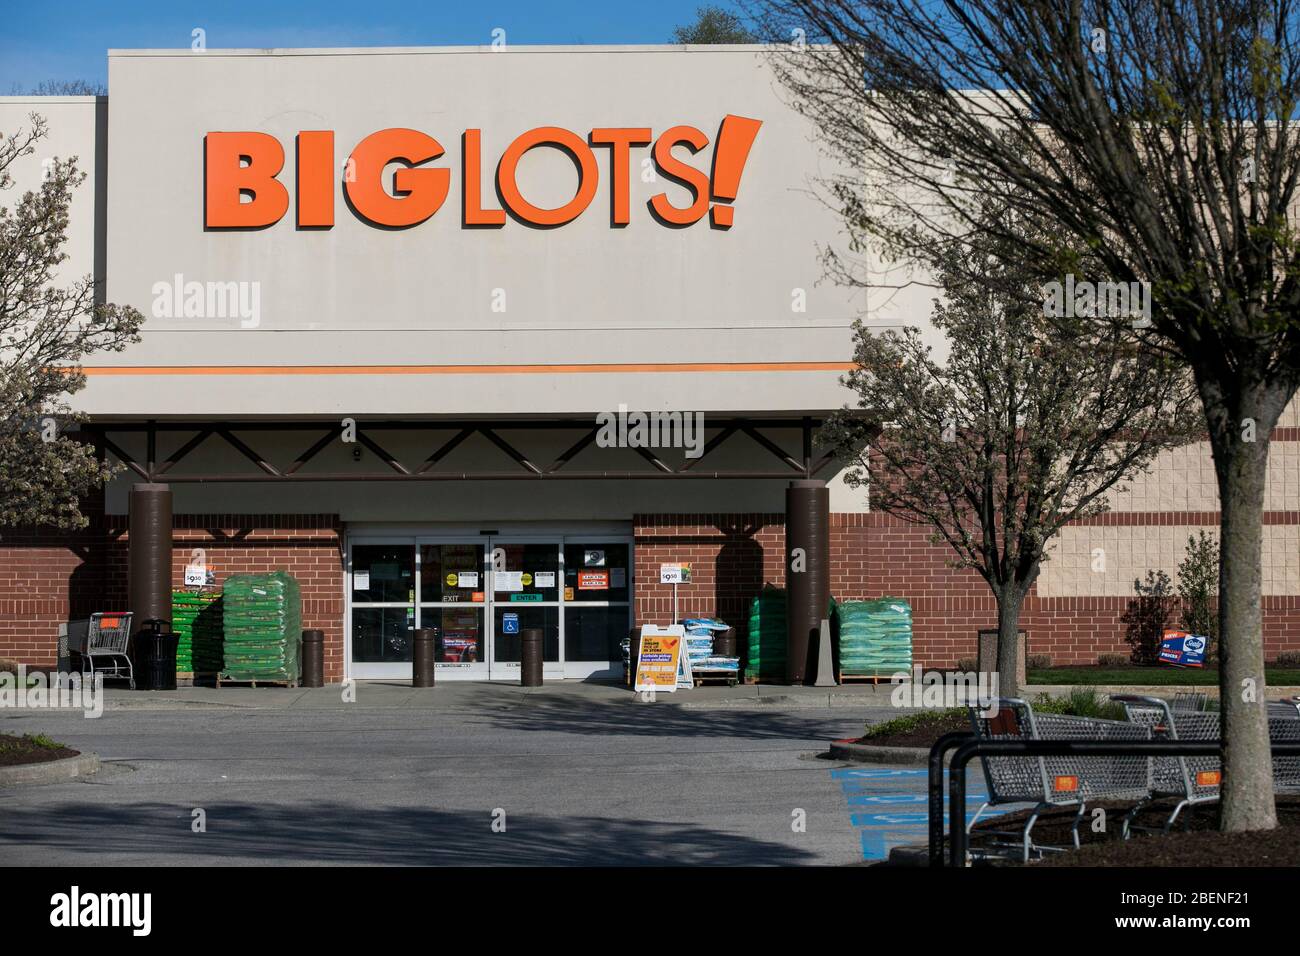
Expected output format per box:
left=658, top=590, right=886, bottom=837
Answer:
left=137, top=618, right=179, bottom=691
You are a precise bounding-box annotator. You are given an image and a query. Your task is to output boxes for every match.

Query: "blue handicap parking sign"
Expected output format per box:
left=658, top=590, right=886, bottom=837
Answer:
left=502, top=613, right=519, bottom=635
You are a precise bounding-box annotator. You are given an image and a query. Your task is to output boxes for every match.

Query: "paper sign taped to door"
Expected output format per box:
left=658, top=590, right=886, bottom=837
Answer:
left=496, top=571, right=523, bottom=591
left=634, top=625, right=686, bottom=694
left=353, top=571, right=370, bottom=590
left=457, top=572, right=479, bottom=588
left=535, top=572, right=555, bottom=588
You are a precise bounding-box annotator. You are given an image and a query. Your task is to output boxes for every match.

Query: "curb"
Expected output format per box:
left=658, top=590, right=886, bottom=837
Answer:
left=828, top=739, right=938, bottom=765
left=0, top=752, right=100, bottom=788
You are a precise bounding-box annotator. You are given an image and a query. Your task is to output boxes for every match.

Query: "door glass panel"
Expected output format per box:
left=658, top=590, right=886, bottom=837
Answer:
left=564, top=543, right=630, bottom=602
left=420, top=606, right=485, bottom=663
left=493, top=606, right=559, bottom=662
left=420, top=543, right=486, bottom=603
left=564, top=606, right=630, bottom=661
left=352, top=544, right=415, bottom=603
left=352, top=607, right=415, bottom=663
left=492, top=542, right=559, bottom=602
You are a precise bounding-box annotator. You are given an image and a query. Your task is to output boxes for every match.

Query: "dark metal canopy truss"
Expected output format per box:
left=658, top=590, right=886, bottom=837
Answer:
left=85, top=418, right=837, bottom=483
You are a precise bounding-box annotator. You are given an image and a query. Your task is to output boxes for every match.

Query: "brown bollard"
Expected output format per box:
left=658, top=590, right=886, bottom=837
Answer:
left=520, top=627, right=543, bottom=687
left=301, top=629, right=324, bottom=687
left=412, top=628, right=436, bottom=687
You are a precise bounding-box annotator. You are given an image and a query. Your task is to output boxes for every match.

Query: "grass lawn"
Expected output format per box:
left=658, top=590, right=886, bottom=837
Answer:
left=1029, top=667, right=1300, bottom=686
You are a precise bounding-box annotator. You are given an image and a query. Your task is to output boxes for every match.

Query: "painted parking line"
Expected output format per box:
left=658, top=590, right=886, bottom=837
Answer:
left=832, top=765, right=997, bottom=862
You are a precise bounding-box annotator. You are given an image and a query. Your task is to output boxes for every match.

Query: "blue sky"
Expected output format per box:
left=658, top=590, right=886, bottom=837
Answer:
left=3, top=0, right=733, bottom=93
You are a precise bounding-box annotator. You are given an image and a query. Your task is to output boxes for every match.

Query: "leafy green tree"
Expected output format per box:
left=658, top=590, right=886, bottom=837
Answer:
left=821, top=194, right=1197, bottom=696
left=0, top=114, right=142, bottom=529
left=672, top=6, right=755, bottom=43
left=757, top=0, right=1298, bottom=832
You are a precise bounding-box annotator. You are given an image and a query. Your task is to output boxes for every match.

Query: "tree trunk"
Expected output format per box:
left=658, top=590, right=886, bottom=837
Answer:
left=1204, top=381, right=1287, bottom=832
left=995, top=587, right=1024, bottom=699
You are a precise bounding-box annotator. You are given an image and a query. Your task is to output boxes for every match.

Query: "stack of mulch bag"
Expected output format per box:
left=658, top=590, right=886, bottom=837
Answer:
left=745, top=586, right=788, bottom=682
left=220, top=572, right=302, bottom=683
left=171, top=590, right=224, bottom=674
left=835, top=597, right=913, bottom=679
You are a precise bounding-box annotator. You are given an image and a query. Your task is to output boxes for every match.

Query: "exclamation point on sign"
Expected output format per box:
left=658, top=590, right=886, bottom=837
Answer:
left=709, top=114, right=763, bottom=228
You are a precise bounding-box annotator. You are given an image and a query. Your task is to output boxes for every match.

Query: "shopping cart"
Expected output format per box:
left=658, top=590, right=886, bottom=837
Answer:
left=66, top=612, right=135, bottom=689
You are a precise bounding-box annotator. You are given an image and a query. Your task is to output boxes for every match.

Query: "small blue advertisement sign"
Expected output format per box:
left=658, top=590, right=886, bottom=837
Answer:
left=502, top=613, right=519, bottom=635
left=1159, top=630, right=1208, bottom=668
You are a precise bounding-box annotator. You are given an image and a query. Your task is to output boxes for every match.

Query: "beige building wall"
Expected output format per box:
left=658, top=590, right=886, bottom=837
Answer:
left=1038, top=523, right=1299, bottom=598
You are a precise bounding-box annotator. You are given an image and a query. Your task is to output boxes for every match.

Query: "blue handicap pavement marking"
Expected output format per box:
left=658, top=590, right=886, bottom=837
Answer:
left=831, top=765, right=994, bottom=862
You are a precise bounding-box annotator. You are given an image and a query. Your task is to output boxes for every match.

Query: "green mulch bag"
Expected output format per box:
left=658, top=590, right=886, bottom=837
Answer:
left=835, top=598, right=913, bottom=678
left=171, top=590, right=224, bottom=673
left=745, top=587, right=837, bottom=682
left=746, top=586, right=787, bottom=682
left=220, top=572, right=301, bottom=682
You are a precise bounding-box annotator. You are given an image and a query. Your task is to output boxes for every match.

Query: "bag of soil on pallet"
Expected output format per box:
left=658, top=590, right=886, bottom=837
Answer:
left=171, top=590, right=225, bottom=674
left=220, top=572, right=301, bottom=682
left=834, top=598, right=913, bottom=678
left=745, top=586, right=787, bottom=682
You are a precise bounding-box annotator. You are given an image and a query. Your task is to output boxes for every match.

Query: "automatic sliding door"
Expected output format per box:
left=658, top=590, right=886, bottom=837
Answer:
left=489, top=540, right=562, bottom=680
left=419, top=540, right=489, bottom=679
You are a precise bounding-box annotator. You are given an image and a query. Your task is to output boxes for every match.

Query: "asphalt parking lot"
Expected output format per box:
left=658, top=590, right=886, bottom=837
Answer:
left=0, top=681, right=904, bottom=866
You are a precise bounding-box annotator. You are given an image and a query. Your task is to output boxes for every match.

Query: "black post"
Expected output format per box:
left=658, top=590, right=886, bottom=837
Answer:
left=785, top=479, right=829, bottom=685
left=128, top=483, right=172, bottom=678
left=412, top=628, right=436, bottom=687
left=301, top=629, right=324, bottom=687
left=927, top=731, right=974, bottom=867
left=520, top=627, right=543, bottom=687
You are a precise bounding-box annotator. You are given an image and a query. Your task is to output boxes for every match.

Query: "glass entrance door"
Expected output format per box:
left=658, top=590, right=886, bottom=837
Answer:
left=419, top=539, right=490, bottom=680
left=488, top=539, right=563, bottom=681
left=347, top=530, right=632, bottom=681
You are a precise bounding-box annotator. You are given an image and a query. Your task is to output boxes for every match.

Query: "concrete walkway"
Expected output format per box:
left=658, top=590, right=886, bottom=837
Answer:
left=53, top=679, right=909, bottom=712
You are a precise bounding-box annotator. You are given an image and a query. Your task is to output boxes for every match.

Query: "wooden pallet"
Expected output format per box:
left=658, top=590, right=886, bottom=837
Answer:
left=176, top=671, right=219, bottom=687
left=692, top=670, right=739, bottom=687
left=216, top=675, right=299, bottom=688
left=839, top=668, right=916, bottom=685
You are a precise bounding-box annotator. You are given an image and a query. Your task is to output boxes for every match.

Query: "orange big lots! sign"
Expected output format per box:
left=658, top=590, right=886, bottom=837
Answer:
left=204, top=116, right=762, bottom=230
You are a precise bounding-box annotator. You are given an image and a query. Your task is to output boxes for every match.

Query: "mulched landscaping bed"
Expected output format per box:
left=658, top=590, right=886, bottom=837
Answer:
left=0, top=733, right=78, bottom=768
left=967, top=796, right=1300, bottom=867
left=857, top=711, right=970, bottom=749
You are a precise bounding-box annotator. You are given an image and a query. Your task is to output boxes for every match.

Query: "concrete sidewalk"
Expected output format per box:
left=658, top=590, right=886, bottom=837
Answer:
left=65, top=679, right=905, bottom=712
left=14, top=677, right=1279, bottom=713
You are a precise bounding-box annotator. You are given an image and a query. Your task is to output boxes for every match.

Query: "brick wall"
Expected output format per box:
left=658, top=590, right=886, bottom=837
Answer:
left=0, top=512, right=345, bottom=682
left=633, top=511, right=1300, bottom=669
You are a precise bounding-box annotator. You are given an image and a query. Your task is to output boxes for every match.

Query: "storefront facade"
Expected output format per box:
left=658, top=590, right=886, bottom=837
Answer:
left=1, top=45, right=1298, bottom=682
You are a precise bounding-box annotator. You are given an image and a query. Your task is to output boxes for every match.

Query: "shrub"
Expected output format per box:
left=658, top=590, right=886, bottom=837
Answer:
left=1032, top=689, right=1126, bottom=721
left=1274, top=651, right=1300, bottom=668
left=1098, top=653, right=1130, bottom=667
left=1026, top=654, right=1052, bottom=670
left=1121, top=570, right=1176, bottom=665
left=1177, top=531, right=1219, bottom=663
left=955, top=657, right=977, bottom=672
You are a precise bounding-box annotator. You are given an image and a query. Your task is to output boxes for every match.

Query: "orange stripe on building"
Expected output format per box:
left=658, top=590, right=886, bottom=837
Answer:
left=81, top=362, right=857, bottom=376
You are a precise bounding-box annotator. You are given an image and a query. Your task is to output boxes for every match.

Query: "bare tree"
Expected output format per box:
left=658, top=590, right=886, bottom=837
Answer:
left=754, top=0, right=1300, bottom=831
left=0, top=114, right=142, bottom=530
left=823, top=193, right=1198, bottom=697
